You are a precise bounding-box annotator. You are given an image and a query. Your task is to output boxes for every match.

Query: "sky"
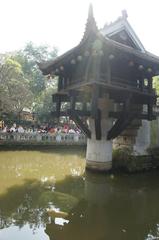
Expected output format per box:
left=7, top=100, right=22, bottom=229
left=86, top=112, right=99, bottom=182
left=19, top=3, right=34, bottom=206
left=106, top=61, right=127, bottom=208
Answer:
left=0, top=0, right=159, bottom=56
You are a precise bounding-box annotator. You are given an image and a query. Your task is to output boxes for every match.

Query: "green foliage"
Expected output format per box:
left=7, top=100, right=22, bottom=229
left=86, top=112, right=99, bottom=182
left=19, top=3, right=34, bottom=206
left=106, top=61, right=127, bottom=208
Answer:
left=0, top=42, right=58, bottom=123
left=113, top=147, right=153, bottom=172
left=113, top=147, right=134, bottom=171
left=113, top=147, right=132, bottom=162
left=151, top=76, right=159, bottom=145
left=153, top=76, right=159, bottom=96
left=23, top=41, right=58, bottom=62
left=150, top=118, right=159, bottom=147
left=33, top=81, right=58, bottom=123
left=0, top=56, right=33, bottom=115
left=14, top=42, right=57, bottom=97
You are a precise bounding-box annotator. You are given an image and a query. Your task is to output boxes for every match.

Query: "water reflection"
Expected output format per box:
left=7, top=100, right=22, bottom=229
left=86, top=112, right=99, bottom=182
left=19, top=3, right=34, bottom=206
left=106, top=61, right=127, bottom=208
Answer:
left=0, top=224, right=49, bottom=240
left=0, top=150, right=159, bottom=239
left=0, top=177, right=83, bottom=239
left=0, top=149, right=85, bottom=240
left=46, top=171, right=159, bottom=240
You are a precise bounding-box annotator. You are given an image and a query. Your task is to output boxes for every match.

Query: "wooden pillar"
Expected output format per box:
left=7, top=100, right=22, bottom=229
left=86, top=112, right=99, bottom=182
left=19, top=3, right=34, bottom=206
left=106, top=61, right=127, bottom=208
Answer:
left=83, top=102, right=87, bottom=111
left=91, top=84, right=99, bottom=118
left=91, top=84, right=101, bottom=140
left=70, top=93, right=76, bottom=112
left=146, top=72, right=153, bottom=120
left=147, top=72, right=153, bottom=93
left=138, top=70, right=144, bottom=91
left=58, top=76, right=62, bottom=91
left=56, top=96, right=61, bottom=119
left=106, top=58, right=111, bottom=84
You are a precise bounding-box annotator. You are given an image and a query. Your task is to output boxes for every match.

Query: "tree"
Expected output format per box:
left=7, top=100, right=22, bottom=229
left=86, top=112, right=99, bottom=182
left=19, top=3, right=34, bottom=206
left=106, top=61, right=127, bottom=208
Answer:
left=0, top=56, right=33, bottom=116
left=23, top=41, right=58, bottom=62
left=153, top=76, right=159, bottom=96
left=33, top=80, right=58, bottom=123
left=0, top=42, right=58, bottom=123
left=14, top=42, right=58, bottom=97
left=15, top=42, right=58, bottom=122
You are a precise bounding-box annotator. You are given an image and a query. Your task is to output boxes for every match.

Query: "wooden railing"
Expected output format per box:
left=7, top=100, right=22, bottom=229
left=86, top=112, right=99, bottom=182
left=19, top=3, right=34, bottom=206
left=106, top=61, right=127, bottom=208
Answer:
left=0, top=132, right=86, bottom=145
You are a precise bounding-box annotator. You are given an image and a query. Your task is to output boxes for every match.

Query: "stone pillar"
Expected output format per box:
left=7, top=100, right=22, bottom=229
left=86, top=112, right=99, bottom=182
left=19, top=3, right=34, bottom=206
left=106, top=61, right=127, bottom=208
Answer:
left=133, top=120, right=151, bottom=155
left=86, top=96, right=114, bottom=171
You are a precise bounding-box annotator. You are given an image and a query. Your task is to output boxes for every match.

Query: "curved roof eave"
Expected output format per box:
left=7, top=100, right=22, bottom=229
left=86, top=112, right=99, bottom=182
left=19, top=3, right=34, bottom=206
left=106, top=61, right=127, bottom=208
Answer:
left=38, top=6, right=159, bottom=75
left=38, top=31, right=159, bottom=75
left=37, top=44, right=80, bottom=75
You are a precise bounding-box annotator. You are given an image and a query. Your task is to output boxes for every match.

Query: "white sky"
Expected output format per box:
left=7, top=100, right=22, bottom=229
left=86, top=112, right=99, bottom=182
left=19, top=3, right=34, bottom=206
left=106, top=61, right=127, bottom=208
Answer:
left=0, top=0, right=159, bottom=56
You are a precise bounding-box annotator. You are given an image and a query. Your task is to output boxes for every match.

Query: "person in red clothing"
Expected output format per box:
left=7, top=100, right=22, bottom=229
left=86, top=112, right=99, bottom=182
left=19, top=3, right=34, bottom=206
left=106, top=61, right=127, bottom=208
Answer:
left=63, top=124, right=69, bottom=133
left=49, top=127, right=56, bottom=134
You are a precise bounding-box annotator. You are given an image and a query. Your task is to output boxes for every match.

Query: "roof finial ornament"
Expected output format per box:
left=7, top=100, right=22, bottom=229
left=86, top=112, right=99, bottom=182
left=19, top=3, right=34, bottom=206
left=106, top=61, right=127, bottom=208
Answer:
left=81, top=3, right=98, bottom=42
left=122, top=9, right=128, bottom=19
left=88, top=3, right=94, bottom=19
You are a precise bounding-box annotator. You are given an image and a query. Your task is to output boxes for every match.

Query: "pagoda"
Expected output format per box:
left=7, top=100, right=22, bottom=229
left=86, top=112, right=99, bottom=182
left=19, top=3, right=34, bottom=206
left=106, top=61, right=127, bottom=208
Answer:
left=38, top=5, right=159, bottom=171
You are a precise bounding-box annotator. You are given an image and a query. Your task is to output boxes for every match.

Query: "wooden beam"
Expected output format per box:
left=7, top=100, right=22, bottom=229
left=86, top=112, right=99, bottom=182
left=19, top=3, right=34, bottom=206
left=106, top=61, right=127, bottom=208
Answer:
left=109, top=111, right=156, bottom=120
left=124, top=93, right=132, bottom=111
left=52, top=94, right=70, bottom=102
left=70, top=112, right=91, bottom=138
left=83, top=102, right=87, bottom=111
left=95, top=109, right=101, bottom=140
left=147, top=74, right=153, bottom=93
left=70, top=95, right=76, bottom=111
left=138, top=72, right=144, bottom=91
left=51, top=110, right=91, bottom=117
left=148, top=101, right=153, bottom=120
left=91, top=84, right=99, bottom=118
left=146, top=76, right=155, bottom=119
left=69, top=90, right=78, bottom=114
left=106, top=58, right=111, bottom=84
left=107, top=113, right=134, bottom=140
left=51, top=111, right=68, bottom=118
left=56, top=95, right=61, bottom=119
left=107, top=94, right=133, bottom=140
left=90, top=84, right=102, bottom=139
left=58, top=76, right=62, bottom=91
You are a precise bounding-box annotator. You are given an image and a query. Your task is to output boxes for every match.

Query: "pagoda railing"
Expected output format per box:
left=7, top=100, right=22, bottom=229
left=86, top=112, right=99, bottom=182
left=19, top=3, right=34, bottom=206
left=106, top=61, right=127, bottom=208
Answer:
left=59, top=74, right=152, bottom=94
left=100, top=74, right=150, bottom=92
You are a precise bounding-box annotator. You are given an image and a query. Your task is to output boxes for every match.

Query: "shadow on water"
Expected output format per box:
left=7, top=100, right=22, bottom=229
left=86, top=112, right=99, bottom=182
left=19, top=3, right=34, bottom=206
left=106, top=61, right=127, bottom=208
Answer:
left=1, top=171, right=159, bottom=239
left=46, top=170, right=159, bottom=240
left=0, top=175, right=84, bottom=230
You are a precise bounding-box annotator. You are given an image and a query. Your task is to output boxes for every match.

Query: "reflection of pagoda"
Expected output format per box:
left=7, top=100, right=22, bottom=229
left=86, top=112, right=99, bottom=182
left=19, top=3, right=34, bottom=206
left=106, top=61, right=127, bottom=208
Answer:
left=39, top=5, right=159, bottom=172
left=45, top=172, right=159, bottom=240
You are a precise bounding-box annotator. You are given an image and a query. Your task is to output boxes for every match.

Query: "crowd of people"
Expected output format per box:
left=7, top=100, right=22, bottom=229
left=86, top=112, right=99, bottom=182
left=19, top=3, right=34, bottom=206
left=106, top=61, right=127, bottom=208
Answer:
left=0, top=122, right=81, bottom=134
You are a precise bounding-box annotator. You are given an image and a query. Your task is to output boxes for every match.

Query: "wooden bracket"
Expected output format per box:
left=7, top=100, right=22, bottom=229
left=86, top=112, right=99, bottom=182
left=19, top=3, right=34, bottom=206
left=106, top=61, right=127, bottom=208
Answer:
left=70, top=111, right=91, bottom=138
left=107, top=113, right=134, bottom=140
left=107, top=94, right=133, bottom=140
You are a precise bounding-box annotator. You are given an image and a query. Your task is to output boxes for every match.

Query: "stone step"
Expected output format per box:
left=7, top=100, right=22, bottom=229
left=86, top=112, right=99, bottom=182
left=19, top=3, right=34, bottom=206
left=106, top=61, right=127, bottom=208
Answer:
left=120, top=129, right=138, bottom=137
left=119, top=119, right=142, bottom=137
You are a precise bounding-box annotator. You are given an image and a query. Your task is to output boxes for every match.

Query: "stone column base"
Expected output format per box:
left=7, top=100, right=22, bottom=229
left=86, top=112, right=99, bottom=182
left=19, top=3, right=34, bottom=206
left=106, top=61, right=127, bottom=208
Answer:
left=86, top=160, right=112, bottom=172
left=85, top=96, right=114, bottom=173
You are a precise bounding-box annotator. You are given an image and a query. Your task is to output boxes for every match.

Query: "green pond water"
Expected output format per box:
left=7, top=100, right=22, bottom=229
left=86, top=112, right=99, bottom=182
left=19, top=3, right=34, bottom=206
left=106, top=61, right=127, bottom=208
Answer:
left=0, top=147, right=159, bottom=240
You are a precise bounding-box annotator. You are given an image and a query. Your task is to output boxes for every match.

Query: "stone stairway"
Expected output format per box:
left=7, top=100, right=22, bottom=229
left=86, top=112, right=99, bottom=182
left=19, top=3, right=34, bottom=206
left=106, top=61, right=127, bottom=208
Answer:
left=113, top=119, right=142, bottom=150
left=112, top=102, right=146, bottom=151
